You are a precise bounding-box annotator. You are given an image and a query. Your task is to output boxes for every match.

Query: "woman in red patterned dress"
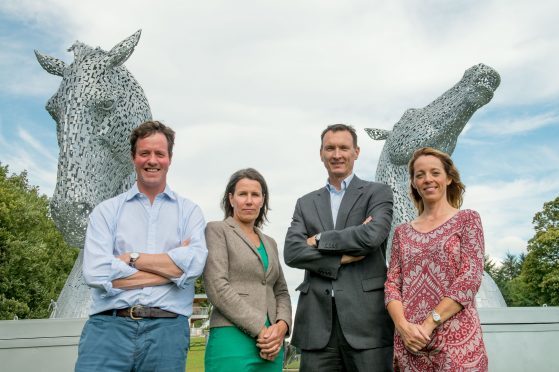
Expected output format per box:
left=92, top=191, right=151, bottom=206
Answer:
left=384, top=147, right=488, bottom=371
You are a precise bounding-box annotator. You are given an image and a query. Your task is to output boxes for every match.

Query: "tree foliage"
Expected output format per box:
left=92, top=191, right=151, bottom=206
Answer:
left=0, top=163, right=78, bottom=319
left=513, top=196, right=559, bottom=306
left=487, top=196, right=559, bottom=306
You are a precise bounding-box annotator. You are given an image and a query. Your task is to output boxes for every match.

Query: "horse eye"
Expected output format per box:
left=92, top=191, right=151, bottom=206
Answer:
left=96, top=98, right=117, bottom=112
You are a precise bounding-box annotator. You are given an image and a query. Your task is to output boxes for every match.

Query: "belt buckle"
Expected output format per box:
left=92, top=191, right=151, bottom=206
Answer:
left=130, top=304, right=143, bottom=320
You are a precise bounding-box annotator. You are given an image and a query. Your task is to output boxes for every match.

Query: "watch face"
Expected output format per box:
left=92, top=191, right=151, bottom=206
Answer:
left=130, top=252, right=140, bottom=261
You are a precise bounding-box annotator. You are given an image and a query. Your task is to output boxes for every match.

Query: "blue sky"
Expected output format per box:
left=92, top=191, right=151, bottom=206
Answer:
left=1, top=0, right=558, bottom=295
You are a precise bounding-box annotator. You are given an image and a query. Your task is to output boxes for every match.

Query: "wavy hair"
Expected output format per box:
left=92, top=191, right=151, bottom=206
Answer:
left=408, top=147, right=465, bottom=214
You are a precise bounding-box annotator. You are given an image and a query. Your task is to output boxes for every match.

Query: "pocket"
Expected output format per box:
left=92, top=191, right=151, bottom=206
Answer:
left=295, top=281, right=310, bottom=294
left=361, top=276, right=385, bottom=291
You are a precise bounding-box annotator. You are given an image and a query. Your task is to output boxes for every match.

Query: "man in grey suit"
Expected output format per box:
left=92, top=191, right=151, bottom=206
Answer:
left=284, top=124, right=394, bottom=371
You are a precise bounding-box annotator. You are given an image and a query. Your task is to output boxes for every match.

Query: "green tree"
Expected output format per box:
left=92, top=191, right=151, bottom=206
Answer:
left=484, top=254, right=498, bottom=278
left=485, top=252, right=524, bottom=305
left=510, top=196, right=559, bottom=306
left=0, top=163, right=78, bottom=319
left=496, top=252, right=525, bottom=305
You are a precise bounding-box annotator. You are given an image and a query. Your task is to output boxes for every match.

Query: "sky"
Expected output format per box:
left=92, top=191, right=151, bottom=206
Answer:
left=1, top=0, right=558, bottom=302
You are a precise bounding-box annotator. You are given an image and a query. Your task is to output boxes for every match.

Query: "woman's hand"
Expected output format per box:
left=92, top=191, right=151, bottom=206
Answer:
left=419, top=318, right=438, bottom=337
left=256, top=320, right=288, bottom=361
left=396, top=320, right=431, bottom=353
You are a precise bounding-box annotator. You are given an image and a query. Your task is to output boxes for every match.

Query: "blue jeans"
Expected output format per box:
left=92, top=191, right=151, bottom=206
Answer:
left=75, top=314, right=190, bottom=372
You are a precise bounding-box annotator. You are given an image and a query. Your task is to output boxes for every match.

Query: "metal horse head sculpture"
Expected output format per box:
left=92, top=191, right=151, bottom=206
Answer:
left=366, top=63, right=500, bottom=255
left=366, top=63, right=506, bottom=307
left=35, top=30, right=152, bottom=318
left=35, top=30, right=151, bottom=248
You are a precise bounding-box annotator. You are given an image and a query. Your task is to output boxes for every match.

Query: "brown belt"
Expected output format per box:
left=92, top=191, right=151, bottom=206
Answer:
left=96, top=305, right=178, bottom=319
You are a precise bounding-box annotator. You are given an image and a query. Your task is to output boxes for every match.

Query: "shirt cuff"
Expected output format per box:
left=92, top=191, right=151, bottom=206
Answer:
left=167, top=246, right=195, bottom=288
left=101, top=281, right=126, bottom=298
left=100, top=259, right=138, bottom=297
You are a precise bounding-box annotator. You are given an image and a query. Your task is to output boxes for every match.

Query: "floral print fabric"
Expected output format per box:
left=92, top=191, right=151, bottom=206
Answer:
left=385, top=209, right=488, bottom=371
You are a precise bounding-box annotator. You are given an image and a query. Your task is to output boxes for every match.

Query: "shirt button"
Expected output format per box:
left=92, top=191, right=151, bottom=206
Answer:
left=261, top=280, right=266, bottom=285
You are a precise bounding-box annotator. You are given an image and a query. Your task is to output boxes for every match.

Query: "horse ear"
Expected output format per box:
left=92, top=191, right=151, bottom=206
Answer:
left=365, top=128, right=391, bottom=140
left=104, top=30, right=141, bottom=69
left=34, top=50, right=66, bottom=76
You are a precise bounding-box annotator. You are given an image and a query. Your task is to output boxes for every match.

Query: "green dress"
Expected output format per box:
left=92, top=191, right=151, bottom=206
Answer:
left=204, top=241, right=284, bottom=372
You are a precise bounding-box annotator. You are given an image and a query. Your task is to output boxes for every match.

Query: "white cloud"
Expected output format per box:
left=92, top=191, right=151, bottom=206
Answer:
left=18, top=127, right=57, bottom=162
left=475, top=112, right=559, bottom=136
left=1, top=145, right=57, bottom=196
left=2, top=0, right=559, bottom=308
left=464, top=177, right=559, bottom=263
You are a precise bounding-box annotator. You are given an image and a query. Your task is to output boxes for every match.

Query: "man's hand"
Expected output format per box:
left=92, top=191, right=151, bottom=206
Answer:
left=256, top=320, right=288, bottom=361
left=340, top=255, right=365, bottom=264
left=306, top=235, right=318, bottom=247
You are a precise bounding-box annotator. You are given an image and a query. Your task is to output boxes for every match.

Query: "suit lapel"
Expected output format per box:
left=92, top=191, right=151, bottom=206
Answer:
left=335, top=176, right=364, bottom=229
left=314, top=188, right=334, bottom=231
left=226, top=217, right=261, bottom=258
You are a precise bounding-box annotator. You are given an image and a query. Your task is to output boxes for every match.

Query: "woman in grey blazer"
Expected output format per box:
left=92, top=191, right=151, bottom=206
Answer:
left=203, top=168, right=292, bottom=372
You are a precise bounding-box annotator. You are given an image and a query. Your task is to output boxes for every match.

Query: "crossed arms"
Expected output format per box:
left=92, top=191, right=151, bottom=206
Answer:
left=112, top=243, right=189, bottom=290
left=83, top=202, right=207, bottom=296
left=284, top=183, right=393, bottom=279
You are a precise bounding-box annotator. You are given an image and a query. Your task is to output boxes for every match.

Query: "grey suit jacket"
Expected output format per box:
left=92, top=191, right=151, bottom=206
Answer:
left=284, top=176, right=394, bottom=350
left=203, top=217, right=292, bottom=338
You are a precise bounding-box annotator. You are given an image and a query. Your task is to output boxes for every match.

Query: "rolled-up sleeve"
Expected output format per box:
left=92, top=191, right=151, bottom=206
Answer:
left=83, top=205, right=138, bottom=297
left=443, top=211, right=485, bottom=308
left=167, top=204, right=208, bottom=288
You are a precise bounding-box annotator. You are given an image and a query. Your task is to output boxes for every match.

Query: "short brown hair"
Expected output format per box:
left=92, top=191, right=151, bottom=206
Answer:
left=408, top=147, right=465, bottom=214
left=130, top=120, right=175, bottom=157
left=221, top=168, right=270, bottom=228
left=320, top=124, right=358, bottom=149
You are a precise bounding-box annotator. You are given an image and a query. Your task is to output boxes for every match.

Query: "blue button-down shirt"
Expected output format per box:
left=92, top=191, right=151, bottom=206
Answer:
left=325, top=173, right=355, bottom=226
left=83, top=183, right=208, bottom=316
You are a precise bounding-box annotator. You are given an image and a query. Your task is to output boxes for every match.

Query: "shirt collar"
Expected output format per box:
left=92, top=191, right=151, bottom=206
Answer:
left=126, top=183, right=176, bottom=201
left=326, top=173, right=355, bottom=192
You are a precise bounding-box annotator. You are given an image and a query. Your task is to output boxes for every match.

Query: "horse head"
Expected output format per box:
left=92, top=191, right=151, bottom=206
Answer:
left=365, top=63, right=500, bottom=256
left=368, top=63, right=500, bottom=167
left=35, top=30, right=152, bottom=247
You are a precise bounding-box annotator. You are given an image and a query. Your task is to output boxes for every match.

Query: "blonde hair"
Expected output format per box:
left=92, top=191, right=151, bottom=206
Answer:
left=408, top=147, right=465, bottom=214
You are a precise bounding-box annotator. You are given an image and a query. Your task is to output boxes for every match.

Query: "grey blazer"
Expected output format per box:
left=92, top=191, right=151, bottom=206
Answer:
left=203, top=217, right=292, bottom=338
left=284, top=176, right=394, bottom=350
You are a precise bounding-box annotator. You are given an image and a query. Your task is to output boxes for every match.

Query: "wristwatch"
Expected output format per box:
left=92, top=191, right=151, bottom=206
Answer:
left=430, top=310, right=442, bottom=326
left=314, top=233, right=322, bottom=247
left=129, top=252, right=140, bottom=268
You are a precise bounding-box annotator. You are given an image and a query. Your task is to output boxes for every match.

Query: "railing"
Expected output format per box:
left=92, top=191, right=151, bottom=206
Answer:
left=191, top=306, right=210, bottom=317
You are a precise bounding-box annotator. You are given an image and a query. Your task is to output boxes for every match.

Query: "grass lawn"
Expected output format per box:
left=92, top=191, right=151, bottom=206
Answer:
left=186, top=336, right=299, bottom=371
left=186, top=337, right=206, bottom=372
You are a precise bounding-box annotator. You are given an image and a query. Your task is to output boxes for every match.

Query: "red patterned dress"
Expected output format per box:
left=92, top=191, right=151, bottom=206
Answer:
left=384, top=209, right=488, bottom=371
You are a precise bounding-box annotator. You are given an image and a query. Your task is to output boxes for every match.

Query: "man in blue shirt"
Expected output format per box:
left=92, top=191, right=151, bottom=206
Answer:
left=75, top=121, right=208, bottom=372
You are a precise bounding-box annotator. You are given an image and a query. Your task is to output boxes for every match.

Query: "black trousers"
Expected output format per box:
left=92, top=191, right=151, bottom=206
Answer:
left=300, top=299, right=393, bottom=372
